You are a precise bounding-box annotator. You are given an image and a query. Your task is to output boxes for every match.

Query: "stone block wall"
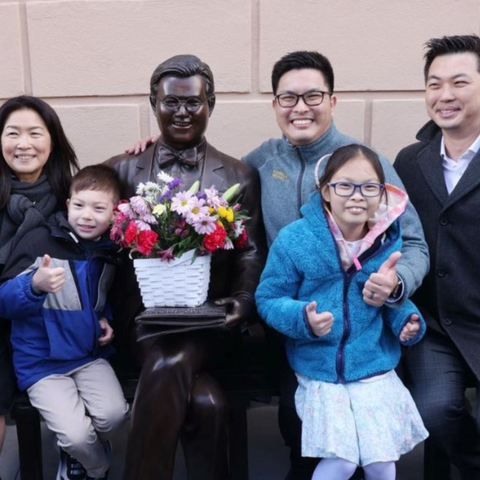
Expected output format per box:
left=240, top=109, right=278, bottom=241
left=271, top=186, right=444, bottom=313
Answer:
left=1, top=0, right=479, bottom=165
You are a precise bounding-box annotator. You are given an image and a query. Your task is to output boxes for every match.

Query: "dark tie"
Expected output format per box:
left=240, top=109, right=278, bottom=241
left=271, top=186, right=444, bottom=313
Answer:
left=157, top=145, right=197, bottom=168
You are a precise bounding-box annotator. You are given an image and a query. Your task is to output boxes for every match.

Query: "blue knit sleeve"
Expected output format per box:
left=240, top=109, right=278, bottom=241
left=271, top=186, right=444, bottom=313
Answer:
left=382, top=299, right=426, bottom=346
left=255, top=234, right=315, bottom=340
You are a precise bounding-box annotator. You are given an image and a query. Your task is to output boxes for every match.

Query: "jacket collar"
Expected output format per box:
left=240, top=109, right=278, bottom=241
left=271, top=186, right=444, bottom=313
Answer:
left=415, top=120, right=480, bottom=207
left=282, top=121, right=342, bottom=164
left=49, top=212, right=116, bottom=253
left=302, top=188, right=404, bottom=271
left=200, top=143, right=230, bottom=192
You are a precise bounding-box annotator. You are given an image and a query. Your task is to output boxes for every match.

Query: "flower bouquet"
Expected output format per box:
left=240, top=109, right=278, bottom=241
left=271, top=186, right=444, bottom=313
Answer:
left=110, top=171, right=249, bottom=307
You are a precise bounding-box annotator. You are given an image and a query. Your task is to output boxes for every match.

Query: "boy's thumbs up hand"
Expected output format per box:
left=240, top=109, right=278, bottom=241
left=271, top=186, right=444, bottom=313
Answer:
left=41, top=254, right=51, bottom=268
left=32, top=255, right=66, bottom=293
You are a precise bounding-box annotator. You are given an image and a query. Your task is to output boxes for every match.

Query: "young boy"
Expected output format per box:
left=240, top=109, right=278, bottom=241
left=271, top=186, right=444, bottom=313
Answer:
left=0, top=165, right=129, bottom=480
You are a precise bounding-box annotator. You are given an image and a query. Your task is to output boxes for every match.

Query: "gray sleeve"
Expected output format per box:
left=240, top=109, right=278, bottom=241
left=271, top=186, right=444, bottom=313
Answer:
left=241, top=151, right=255, bottom=167
left=379, top=155, right=430, bottom=303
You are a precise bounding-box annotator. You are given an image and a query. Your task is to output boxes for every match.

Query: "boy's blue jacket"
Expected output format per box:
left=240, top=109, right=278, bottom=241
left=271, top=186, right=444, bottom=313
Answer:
left=255, top=191, right=426, bottom=384
left=0, top=214, right=119, bottom=390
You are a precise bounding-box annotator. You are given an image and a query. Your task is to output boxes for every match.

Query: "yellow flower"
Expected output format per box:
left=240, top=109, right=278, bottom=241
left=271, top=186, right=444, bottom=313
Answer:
left=218, top=206, right=228, bottom=218
left=225, top=208, right=234, bottom=222
left=153, top=204, right=166, bottom=216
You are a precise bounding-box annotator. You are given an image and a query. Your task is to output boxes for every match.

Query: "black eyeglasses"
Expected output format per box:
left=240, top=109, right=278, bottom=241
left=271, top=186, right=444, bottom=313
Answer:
left=157, top=95, right=210, bottom=113
left=275, top=90, right=332, bottom=108
left=327, top=182, right=385, bottom=197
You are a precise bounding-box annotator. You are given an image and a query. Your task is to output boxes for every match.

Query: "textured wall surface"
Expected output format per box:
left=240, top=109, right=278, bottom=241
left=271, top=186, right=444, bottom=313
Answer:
left=1, top=0, right=480, bottom=165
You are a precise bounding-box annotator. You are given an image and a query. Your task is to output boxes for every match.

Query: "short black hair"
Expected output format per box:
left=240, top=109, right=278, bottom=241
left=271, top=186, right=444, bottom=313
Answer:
left=149, top=54, right=216, bottom=113
left=70, top=165, right=121, bottom=204
left=271, top=51, right=334, bottom=95
left=424, top=35, right=480, bottom=82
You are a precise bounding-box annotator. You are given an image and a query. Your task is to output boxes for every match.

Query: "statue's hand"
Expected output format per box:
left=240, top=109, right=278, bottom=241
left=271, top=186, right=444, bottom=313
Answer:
left=215, top=295, right=253, bottom=329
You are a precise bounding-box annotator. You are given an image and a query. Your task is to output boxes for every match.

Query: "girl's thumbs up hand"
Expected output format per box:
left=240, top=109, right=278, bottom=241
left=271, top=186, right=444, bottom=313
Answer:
left=306, top=301, right=334, bottom=337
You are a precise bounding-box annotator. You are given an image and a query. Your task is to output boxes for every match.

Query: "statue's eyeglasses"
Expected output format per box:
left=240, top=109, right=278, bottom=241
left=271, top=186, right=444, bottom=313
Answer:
left=327, top=182, right=385, bottom=197
left=158, top=95, right=210, bottom=113
left=274, top=90, right=332, bottom=108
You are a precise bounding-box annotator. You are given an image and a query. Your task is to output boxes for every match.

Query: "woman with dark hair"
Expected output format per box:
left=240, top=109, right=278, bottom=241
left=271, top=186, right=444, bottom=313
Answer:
left=0, top=95, right=79, bottom=477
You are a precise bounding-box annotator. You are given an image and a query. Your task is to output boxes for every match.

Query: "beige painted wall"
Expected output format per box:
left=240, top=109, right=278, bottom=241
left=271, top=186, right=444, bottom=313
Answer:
left=1, top=0, right=479, bottom=166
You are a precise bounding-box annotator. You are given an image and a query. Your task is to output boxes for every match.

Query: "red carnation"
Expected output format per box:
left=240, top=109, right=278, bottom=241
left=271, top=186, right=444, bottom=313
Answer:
left=203, top=223, right=227, bottom=252
left=234, top=229, right=248, bottom=249
left=137, top=230, right=159, bottom=256
left=124, top=221, right=138, bottom=246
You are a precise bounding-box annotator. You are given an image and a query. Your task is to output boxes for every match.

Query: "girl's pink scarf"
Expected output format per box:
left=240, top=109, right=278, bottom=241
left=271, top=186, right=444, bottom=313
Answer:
left=325, top=184, right=408, bottom=271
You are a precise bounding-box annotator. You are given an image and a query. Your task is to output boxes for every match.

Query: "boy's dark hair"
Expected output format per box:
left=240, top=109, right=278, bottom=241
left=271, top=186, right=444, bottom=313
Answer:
left=424, top=35, right=480, bottom=82
left=271, top=51, right=335, bottom=95
left=70, top=165, right=121, bottom=204
left=319, top=144, right=385, bottom=192
left=0, top=95, right=79, bottom=209
left=149, top=54, right=216, bottom=113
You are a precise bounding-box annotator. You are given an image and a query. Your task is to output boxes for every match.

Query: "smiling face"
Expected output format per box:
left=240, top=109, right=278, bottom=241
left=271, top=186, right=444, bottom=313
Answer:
left=1, top=108, right=52, bottom=182
left=426, top=52, right=480, bottom=141
left=67, top=188, right=115, bottom=240
left=321, top=155, right=382, bottom=241
left=154, top=75, right=210, bottom=150
left=273, top=68, right=336, bottom=146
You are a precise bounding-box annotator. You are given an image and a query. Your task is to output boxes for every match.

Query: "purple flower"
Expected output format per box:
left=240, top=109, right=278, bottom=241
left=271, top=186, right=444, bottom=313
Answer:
left=172, top=191, right=196, bottom=215
left=117, top=203, right=135, bottom=219
left=204, top=186, right=222, bottom=208
left=158, top=246, right=175, bottom=262
left=185, top=198, right=209, bottom=223
left=130, top=196, right=149, bottom=216
left=192, top=213, right=217, bottom=235
left=158, top=190, right=172, bottom=203
left=168, top=178, right=183, bottom=190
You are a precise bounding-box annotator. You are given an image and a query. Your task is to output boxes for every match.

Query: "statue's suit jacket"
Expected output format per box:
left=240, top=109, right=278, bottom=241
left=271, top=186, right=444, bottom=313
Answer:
left=105, top=139, right=267, bottom=345
left=395, top=120, right=480, bottom=380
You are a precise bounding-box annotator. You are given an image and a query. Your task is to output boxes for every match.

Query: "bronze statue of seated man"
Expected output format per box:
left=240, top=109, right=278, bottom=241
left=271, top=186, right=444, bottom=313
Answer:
left=106, top=54, right=266, bottom=480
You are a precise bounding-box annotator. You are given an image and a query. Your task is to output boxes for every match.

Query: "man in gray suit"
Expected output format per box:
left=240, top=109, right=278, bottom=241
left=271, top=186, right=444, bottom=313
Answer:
left=395, top=34, right=480, bottom=480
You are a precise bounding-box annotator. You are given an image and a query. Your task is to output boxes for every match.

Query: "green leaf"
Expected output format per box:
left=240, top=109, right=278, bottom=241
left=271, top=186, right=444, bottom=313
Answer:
left=222, top=183, right=240, bottom=202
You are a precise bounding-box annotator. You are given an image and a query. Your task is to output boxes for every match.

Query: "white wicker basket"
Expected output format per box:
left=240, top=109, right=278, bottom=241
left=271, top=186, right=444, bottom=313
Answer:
left=133, top=250, right=211, bottom=308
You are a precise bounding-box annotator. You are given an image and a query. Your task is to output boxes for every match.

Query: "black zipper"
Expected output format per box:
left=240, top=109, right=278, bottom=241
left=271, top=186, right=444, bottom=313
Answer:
left=293, top=147, right=306, bottom=213
left=333, top=230, right=395, bottom=383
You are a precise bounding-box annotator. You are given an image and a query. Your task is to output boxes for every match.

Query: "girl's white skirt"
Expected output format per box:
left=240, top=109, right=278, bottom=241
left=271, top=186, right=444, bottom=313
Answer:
left=295, top=370, right=428, bottom=466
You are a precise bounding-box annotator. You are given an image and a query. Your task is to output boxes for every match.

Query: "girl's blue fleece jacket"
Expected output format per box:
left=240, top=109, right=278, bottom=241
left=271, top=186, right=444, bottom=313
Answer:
left=255, top=191, right=426, bottom=384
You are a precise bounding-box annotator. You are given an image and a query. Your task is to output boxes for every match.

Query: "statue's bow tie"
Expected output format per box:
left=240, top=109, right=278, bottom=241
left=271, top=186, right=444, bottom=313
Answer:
left=158, top=146, right=198, bottom=168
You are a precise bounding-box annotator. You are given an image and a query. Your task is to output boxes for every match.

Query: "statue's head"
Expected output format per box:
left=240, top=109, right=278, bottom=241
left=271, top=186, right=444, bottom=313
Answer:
left=149, top=55, right=216, bottom=150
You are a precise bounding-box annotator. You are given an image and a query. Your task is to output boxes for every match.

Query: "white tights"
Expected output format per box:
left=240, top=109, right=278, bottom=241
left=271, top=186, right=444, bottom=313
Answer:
left=312, top=458, right=396, bottom=480
left=363, top=461, right=396, bottom=480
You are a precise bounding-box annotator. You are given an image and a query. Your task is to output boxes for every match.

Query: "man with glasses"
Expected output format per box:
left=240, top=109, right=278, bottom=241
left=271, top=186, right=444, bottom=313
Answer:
left=106, top=54, right=266, bottom=480
left=242, top=50, right=430, bottom=480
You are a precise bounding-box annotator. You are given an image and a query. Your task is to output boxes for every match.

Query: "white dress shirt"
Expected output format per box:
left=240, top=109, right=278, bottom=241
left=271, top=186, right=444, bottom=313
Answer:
left=440, top=133, right=480, bottom=194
